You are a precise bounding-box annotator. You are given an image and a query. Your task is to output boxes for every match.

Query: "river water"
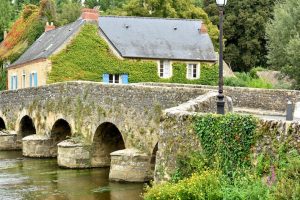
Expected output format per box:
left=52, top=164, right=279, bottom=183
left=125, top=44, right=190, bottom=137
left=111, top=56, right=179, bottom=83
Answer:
left=0, top=151, right=144, bottom=200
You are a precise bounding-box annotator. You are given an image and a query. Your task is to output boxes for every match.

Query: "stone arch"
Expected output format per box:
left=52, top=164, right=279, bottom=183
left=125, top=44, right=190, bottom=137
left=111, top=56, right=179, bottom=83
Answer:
left=0, top=117, right=6, bottom=130
left=50, top=119, right=72, bottom=147
left=150, top=142, right=158, bottom=171
left=91, top=122, right=125, bottom=167
left=19, top=115, right=36, bottom=138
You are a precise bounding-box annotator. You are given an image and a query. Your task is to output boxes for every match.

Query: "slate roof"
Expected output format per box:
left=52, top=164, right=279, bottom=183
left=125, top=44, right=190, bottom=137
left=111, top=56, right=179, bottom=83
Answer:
left=99, top=16, right=217, bottom=61
left=9, top=19, right=85, bottom=67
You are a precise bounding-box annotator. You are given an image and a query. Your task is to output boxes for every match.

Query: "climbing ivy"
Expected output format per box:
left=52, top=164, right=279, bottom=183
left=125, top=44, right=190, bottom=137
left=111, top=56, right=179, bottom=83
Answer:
left=49, top=24, right=218, bottom=85
left=194, top=113, right=257, bottom=177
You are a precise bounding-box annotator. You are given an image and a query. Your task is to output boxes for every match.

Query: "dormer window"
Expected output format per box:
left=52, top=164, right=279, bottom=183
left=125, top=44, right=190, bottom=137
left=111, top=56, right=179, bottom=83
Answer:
left=158, top=60, right=172, bottom=78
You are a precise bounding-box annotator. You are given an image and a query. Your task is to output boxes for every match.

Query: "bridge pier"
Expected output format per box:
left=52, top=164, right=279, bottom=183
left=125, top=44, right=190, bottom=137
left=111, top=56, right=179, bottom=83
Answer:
left=57, top=140, right=91, bottom=168
left=109, top=149, right=153, bottom=182
left=0, top=130, right=21, bottom=150
left=22, top=135, right=57, bottom=157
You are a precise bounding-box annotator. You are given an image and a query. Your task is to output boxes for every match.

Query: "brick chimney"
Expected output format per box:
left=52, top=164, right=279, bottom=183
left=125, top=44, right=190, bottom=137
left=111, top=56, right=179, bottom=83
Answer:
left=81, top=8, right=99, bottom=21
left=45, top=22, right=55, bottom=32
left=200, top=22, right=208, bottom=34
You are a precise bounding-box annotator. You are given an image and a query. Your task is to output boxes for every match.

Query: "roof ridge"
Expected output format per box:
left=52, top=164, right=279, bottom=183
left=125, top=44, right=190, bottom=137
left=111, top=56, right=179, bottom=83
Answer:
left=100, top=15, right=202, bottom=22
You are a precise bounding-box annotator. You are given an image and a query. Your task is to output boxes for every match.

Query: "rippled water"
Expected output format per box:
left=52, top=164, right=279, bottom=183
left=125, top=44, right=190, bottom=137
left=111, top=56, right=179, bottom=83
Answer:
left=0, top=151, right=144, bottom=200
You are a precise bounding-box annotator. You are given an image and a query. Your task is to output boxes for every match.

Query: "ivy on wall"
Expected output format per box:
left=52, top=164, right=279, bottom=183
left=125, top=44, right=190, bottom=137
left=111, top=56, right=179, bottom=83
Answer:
left=195, top=113, right=257, bottom=177
left=49, top=24, right=218, bottom=85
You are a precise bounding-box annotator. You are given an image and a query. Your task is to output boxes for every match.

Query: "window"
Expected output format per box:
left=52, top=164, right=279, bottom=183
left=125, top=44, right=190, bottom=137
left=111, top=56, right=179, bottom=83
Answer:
left=30, top=72, right=38, bottom=87
left=187, top=63, right=200, bottom=79
left=158, top=60, right=172, bottom=78
left=22, top=70, right=26, bottom=88
left=10, top=75, right=18, bottom=90
left=103, top=74, right=129, bottom=84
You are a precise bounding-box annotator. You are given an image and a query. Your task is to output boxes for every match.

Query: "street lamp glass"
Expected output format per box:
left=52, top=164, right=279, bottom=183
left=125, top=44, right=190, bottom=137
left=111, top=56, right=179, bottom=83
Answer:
left=216, top=0, right=227, bottom=6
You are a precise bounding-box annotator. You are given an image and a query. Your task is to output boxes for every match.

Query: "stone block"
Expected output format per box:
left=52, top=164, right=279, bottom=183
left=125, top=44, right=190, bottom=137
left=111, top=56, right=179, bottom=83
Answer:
left=0, top=131, right=21, bottom=150
left=22, top=135, right=56, bottom=157
left=57, top=140, right=91, bottom=168
left=109, top=148, right=152, bottom=182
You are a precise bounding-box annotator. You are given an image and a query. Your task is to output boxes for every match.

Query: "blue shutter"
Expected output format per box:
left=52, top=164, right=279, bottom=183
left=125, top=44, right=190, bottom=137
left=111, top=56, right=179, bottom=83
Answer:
left=16, top=76, right=18, bottom=90
left=103, top=73, right=109, bottom=84
left=34, top=73, right=38, bottom=87
left=30, top=74, right=32, bottom=87
left=10, top=76, right=13, bottom=90
left=121, top=74, right=128, bottom=84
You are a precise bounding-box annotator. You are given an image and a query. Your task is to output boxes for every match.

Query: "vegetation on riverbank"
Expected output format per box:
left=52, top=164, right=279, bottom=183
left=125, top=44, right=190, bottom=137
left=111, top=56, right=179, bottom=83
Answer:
left=144, top=114, right=300, bottom=200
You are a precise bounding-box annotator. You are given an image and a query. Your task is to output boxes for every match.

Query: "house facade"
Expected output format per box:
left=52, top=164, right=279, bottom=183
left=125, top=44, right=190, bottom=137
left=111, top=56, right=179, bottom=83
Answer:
left=7, top=8, right=217, bottom=90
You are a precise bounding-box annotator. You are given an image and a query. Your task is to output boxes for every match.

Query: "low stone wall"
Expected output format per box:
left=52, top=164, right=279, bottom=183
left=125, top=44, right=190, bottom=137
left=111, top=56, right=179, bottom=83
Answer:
left=138, top=82, right=300, bottom=112
left=22, top=135, right=56, bottom=157
left=155, top=108, right=300, bottom=182
left=57, top=140, right=91, bottom=168
left=109, top=149, right=153, bottom=182
left=0, top=131, right=21, bottom=150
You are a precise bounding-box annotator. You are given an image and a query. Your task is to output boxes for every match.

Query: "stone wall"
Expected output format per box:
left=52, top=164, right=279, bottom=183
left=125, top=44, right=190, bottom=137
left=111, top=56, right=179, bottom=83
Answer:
left=155, top=106, right=300, bottom=182
left=138, top=82, right=300, bottom=112
left=0, top=81, right=209, bottom=154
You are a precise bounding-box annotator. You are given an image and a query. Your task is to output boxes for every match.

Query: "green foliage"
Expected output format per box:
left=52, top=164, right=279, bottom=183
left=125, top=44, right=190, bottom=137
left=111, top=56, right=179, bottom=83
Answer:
left=0, top=0, right=14, bottom=42
left=144, top=170, right=223, bottom=200
left=49, top=24, right=218, bottom=85
left=195, top=113, right=257, bottom=177
left=145, top=113, right=300, bottom=199
left=55, top=1, right=81, bottom=26
left=39, top=0, right=56, bottom=22
left=224, top=72, right=273, bottom=89
left=0, top=67, right=7, bottom=90
left=203, top=0, right=282, bottom=71
left=84, top=0, right=100, bottom=8
left=266, top=0, right=300, bottom=89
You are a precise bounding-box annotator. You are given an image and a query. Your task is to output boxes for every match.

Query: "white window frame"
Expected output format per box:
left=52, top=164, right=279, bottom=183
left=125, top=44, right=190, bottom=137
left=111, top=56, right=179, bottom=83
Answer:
left=30, top=71, right=37, bottom=87
left=186, top=63, right=200, bottom=79
left=109, top=74, right=122, bottom=84
left=22, top=70, right=26, bottom=88
left=11, top=74, right=17, bottom=90
left=158, top=60, right=172, bottom=78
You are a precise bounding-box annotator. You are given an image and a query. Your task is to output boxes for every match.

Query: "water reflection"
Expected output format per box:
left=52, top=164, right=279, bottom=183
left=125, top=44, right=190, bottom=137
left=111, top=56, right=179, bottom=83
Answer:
left=0, top=151, right=143, bottom=200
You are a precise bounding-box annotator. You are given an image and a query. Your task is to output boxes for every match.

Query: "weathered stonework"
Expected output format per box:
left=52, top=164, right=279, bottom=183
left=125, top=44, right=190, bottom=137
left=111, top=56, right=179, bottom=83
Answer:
left=22, top=135, right=56, bottom=157
left=109, top=149, right=153, bottom=182
left=155, top=108, right=300, bottom=182
left=57, top=140, right=91, bottom=168
left=0, top=130, right=21, bottom=150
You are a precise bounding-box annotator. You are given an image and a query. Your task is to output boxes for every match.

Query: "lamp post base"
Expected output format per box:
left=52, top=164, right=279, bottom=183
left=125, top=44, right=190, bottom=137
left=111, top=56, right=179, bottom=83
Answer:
left=217, top=95, right=225, bottom=115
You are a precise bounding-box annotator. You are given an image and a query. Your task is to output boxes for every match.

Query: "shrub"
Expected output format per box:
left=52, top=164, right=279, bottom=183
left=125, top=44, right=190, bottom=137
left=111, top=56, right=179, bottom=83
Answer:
left=224, top=72, right=273, bottom=89
left=144, top=170, right=223, bottom=200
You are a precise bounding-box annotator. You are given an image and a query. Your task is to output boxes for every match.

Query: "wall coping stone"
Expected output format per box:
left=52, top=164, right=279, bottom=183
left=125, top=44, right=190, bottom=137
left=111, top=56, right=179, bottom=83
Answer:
left=22, top=135, right=49, bottom=141
left=57, top=139, right=88, bottom=147
left=110, top=148, right=148, bottom=157
left=0, top=130, right=16, bottom=136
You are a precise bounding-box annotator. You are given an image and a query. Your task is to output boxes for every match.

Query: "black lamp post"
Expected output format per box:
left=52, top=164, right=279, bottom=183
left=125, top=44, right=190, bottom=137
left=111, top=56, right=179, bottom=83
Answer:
left=216, top=0, right=227, bottom=115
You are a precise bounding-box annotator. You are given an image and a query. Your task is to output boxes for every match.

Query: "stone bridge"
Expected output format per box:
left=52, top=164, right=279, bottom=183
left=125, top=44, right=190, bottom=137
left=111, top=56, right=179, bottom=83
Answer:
left=0, top=81, right=299, bottom=182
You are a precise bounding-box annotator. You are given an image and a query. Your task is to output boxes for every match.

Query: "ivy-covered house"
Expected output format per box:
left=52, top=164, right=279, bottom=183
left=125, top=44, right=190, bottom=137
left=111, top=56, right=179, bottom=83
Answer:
left=7, top=8, right=217, bottom=90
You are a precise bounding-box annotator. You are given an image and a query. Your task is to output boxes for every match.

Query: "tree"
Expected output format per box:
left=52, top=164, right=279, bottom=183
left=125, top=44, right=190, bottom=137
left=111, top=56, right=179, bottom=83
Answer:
left=39, top=0, right=56, bottom=22
left=0, top=0, right=14, bottom=42
left=84, top=0, right=100, bottom=8
left=56, top=1, right=82, bottom=26
left=266, top=0, right=300, bottom=88
left=203, top=0, right=280, bottom=71
left=107, top=0, right=219, bottom=48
